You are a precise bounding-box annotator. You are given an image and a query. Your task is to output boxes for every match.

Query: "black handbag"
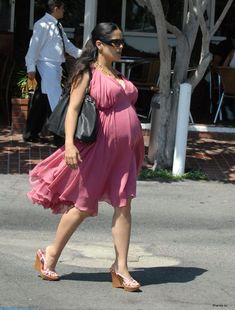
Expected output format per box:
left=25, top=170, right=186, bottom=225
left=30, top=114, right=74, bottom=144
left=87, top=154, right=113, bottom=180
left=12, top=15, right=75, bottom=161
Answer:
left=47, top=71, right=98, bottom=143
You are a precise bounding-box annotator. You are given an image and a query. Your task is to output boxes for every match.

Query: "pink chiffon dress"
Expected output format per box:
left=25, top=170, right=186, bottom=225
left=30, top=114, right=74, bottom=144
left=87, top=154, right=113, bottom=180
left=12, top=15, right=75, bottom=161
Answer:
left=27, top=67, right=145, bottom=216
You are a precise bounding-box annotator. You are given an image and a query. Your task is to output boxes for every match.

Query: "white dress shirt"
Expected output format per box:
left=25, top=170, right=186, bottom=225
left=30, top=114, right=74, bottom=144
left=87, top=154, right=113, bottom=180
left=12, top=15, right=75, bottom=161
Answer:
left=25, top=13, right=81, bottom=72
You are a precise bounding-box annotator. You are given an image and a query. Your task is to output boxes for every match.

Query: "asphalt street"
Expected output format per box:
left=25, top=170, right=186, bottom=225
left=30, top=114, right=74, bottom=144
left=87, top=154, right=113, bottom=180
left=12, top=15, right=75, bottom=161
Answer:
left=0, top=175, right=234, bottom=310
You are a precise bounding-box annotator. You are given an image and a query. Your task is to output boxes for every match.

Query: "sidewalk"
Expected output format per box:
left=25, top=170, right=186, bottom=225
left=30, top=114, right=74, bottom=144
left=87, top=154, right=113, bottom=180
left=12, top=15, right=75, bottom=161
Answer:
left=0, top=126, right=235, bottom=182
left=186, top=130, right=235, bottom=182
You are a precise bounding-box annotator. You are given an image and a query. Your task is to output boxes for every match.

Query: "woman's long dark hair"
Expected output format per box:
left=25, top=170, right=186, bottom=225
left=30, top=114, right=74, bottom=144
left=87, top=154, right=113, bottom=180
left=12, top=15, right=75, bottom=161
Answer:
left=68, top=22, right=121, bottom=87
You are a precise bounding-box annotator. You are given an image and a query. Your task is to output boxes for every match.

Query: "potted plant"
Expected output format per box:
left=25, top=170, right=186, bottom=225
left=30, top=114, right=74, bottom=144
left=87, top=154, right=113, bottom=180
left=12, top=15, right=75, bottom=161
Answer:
left=11, top=70, right=37, bottom=133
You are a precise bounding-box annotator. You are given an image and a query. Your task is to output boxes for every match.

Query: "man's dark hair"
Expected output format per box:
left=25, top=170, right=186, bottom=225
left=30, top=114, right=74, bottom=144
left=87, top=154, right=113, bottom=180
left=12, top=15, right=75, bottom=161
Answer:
left=46, top=0, right=64, bottom=13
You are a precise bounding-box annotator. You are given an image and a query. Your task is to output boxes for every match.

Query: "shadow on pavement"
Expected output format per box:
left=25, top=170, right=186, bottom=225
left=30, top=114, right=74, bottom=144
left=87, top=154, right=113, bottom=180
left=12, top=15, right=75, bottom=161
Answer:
left=60, top=266, right=207, bottom=286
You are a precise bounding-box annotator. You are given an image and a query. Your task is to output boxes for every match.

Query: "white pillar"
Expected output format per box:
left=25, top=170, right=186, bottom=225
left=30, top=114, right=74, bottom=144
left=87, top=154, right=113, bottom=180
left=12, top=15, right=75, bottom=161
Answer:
left=10, top=0, right=16, bottom=32
left=83, top=0, right=98, bottom=46
left=172, top=83, right=192, bottom=176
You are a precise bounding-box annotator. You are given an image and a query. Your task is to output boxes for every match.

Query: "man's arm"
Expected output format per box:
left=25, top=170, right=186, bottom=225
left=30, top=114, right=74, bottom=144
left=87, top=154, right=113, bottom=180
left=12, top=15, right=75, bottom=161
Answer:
left=62, top=30, right=82, bottom=59
left=25, top=21, right=49, bottom=76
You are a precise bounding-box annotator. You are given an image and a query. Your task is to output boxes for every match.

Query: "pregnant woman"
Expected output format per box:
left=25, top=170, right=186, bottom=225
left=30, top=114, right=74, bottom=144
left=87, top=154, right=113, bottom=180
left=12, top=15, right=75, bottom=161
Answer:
left=27, top=22, right=144, bottom=292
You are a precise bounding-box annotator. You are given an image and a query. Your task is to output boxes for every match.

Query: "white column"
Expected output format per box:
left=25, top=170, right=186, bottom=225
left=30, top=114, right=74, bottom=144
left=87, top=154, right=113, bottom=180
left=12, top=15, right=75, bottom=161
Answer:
left=29, top=0, right=35, bottom=30
left=10, top=0, right=16, bottom=32
left=83, top=0, right=98, bottom=46
left=172, top=83, right=192, bottom=176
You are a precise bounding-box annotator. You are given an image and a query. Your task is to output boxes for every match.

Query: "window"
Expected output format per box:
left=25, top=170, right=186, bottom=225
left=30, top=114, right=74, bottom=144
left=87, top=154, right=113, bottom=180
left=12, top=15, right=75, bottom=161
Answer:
left=125, top=0, right=156, bottom=33
left=61, top=1, right=84, bottom=28
left=33, top=0, right=47, bottom=23
left=162, top=0, right=185, bottom=30
left=97, top=0, right=122, bottom=26
left=124, top=0, right=185, bottom=34
left=214, top=0, right=235, bottom=37
left=0, top=0, right=11, bottom=31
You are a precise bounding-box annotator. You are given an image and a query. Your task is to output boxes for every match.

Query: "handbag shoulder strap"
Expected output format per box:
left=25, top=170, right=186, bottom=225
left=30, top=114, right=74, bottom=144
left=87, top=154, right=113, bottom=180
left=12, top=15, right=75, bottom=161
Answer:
left=85, top=68, right=92, bottom=95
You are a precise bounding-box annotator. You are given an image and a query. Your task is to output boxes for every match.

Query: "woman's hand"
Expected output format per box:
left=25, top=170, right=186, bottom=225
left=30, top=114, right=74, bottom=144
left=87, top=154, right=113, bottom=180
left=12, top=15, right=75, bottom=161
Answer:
left=64, top=143, right=82, bottom=169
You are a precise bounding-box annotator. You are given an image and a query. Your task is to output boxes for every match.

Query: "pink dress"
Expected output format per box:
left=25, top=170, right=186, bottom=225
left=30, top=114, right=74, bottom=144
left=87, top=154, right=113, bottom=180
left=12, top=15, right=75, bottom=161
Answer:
left=27, top=68, right=144, bottom=216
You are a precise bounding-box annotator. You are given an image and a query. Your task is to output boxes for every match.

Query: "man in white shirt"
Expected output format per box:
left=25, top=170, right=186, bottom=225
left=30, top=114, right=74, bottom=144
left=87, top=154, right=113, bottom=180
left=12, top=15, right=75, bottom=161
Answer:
left=24, top=0, right=82, bottom=143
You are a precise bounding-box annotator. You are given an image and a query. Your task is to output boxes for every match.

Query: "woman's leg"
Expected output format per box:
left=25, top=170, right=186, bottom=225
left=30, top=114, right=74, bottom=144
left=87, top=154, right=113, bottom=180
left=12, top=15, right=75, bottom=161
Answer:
left=45, top=207, right=91, bottom=270
left=111, top=198, right=132, bottom=278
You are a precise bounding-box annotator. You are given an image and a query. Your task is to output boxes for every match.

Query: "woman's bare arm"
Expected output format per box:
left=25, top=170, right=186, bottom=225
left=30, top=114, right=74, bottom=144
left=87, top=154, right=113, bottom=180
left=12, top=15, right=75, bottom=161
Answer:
left=64, top=71, right=90, bottom=168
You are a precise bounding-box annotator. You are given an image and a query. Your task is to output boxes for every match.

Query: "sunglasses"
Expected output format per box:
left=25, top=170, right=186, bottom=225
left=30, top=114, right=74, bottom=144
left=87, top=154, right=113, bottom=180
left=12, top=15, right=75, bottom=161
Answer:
left=101, top=39, right=125, bottom=48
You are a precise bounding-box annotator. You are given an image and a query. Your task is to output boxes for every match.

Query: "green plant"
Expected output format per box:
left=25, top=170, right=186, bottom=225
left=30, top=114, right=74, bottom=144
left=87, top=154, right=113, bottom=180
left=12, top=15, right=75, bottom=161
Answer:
left=139, top=168, right=208, bottom=181
left=183, top=170, right=208, bottom=181
left=16, top=70, right=29, bottom=99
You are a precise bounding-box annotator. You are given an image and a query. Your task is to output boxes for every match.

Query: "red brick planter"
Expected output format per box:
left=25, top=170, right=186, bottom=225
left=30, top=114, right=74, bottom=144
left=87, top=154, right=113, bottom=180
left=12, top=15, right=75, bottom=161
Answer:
left=11, top=98, right=29, bottom=133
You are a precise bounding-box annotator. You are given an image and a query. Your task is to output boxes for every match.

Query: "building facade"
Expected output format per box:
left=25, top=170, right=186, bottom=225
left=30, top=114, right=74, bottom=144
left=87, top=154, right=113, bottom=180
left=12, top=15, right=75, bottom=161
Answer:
left=0, top=0, right=234, bottom=125
left=0, top=0, right=234, bottom=56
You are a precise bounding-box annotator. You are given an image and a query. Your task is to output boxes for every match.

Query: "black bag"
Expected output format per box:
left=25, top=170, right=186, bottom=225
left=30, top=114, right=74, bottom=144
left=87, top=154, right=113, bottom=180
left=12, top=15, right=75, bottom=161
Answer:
left=47, top=72, right=98, bottom=143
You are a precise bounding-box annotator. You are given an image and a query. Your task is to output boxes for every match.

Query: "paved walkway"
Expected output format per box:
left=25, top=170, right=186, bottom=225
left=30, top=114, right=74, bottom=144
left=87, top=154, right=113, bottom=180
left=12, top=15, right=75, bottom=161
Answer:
left=0, top=127, right=235, bottom=182
left=186, top=131, right=235, bottom=182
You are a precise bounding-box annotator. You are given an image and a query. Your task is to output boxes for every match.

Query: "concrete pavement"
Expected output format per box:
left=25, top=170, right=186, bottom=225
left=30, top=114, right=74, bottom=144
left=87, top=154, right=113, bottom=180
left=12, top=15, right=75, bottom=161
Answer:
left=0, top=175, right=235, bottom=310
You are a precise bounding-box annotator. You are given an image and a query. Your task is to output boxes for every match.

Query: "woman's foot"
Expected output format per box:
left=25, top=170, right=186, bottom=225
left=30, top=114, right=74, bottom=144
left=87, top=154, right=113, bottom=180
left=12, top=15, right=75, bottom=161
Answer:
left=110, top=264, right=140, bottom=292
left=44, top=246, right=58, bottom=271
left=34, top=248, right=60, bottom=281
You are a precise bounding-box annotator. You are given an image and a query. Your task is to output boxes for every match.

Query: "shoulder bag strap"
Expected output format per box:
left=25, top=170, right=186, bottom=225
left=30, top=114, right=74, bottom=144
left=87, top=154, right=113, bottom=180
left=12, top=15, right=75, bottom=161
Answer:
left=85, top=67, right=92, bottom=95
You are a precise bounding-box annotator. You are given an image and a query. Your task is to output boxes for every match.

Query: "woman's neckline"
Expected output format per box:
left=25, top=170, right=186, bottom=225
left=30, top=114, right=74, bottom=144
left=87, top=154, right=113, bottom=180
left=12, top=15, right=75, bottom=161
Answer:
left=94, top=61, right=126, bottom=90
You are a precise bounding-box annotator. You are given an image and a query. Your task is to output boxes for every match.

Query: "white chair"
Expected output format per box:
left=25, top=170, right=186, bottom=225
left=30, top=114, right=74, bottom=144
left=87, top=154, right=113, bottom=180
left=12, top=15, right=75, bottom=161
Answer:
left=208, top=69, right=221, bottom=115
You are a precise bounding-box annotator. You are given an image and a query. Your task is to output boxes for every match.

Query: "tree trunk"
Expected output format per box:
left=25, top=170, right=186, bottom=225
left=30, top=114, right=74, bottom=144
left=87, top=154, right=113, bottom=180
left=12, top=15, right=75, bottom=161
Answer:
left=155, top=92, right=174, bottom=167
left=137, top=0, right=234, bottom=169
left=148, top=0, right=173, bottom=167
